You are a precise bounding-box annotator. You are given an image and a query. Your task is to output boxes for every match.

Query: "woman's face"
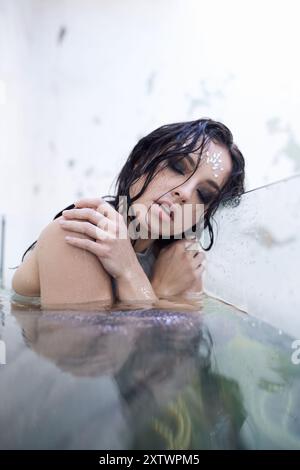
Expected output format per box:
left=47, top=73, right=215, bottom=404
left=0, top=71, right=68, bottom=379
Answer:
left=129, top=139, right=233, bottom=238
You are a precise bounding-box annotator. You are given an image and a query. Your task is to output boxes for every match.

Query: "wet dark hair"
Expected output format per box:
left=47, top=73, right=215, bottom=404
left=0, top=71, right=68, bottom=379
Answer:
left=17, top=117, right=245, bottom=265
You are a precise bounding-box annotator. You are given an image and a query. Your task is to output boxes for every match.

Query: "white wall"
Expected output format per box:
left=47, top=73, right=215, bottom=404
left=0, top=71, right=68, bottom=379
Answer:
left=1, top=0, right=300, bottom=287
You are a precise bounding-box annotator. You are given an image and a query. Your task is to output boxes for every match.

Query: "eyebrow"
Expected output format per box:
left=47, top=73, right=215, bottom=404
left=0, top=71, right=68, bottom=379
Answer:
left=184, top=155, right=221, bottom=192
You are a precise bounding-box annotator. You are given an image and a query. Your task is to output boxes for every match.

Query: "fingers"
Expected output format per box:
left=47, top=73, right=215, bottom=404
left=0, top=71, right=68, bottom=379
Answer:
left=196, top=263, right=205, bottom=273
left=184, top=239, right=205, bottom=259
left=74, top=197, right=117, bottom=221
left=64, top=236, right=107, bottom=257
left=190, top=249, right=206, bottom=269
left=74, top=197, right=104, bottom=208
left=169, top=239, right=205, bottom=262
left=63, top=207, right=102, bottom=223
left=59, top=219, right=111, bottom=241
left=193, top=251, right=206, bottom=261
left=62, top=207, right=127, bottom=239
left=195, top=258, right=206, bottom=272
left=62, top=207, right=111, bottom=229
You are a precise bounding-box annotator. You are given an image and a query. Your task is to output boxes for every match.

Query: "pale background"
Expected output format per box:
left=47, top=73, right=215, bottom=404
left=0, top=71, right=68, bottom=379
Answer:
left=1, top=0, right=300, bottom=287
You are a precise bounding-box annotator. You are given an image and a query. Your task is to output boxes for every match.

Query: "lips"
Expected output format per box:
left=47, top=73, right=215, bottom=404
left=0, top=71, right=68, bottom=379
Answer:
left=155, top=200, right=174, bottom=220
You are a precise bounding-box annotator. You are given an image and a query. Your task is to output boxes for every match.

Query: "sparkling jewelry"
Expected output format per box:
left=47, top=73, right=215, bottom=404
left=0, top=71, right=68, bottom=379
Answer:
left=205, top=150, right=224, bottom=178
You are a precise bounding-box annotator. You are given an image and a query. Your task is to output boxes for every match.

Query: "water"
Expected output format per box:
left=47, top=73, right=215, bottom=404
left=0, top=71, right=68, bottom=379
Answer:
left=0, top=288, right=300, bottom=450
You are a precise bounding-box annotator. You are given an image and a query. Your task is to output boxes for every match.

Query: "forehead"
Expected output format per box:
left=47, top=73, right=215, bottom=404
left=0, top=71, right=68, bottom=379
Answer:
left=189, top=140, right=232, bottom=189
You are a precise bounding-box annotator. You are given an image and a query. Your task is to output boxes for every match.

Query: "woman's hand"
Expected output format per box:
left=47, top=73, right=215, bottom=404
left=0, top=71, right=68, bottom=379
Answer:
left=58, top=197, right=141, bottom=281
left=151, top=238, right=206, bottom=299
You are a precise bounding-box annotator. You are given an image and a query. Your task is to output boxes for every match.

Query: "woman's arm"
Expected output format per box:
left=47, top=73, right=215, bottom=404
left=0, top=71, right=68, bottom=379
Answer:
left=115, top=265, right=202, bottom=311
left=56, top=198, right=204, bottom=310
left=58, top=198, right=159, bottom=308
left=114, top=261, right=158, bottom=306
left=149, top=239, right=205, bottom=298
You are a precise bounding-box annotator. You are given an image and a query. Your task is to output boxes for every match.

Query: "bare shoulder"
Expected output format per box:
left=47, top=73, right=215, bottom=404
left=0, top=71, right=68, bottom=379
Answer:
left=12, top=218, right=70, bottom=297
left=11, top=219, right=62, bottom=297
left=35, top=217, right=114, bottom=307
left=12, top=217, right=114, bottom=307
left=12, top=242, right=40, bottom=297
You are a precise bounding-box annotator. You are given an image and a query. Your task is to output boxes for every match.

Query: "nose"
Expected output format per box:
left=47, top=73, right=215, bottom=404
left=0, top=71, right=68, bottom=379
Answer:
left=171, top=182, right=193, bottom=204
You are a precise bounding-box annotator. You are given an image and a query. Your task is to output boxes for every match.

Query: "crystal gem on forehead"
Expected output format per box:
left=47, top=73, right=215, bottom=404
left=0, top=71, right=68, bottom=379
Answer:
left=205, top=150, right=225, bottom=178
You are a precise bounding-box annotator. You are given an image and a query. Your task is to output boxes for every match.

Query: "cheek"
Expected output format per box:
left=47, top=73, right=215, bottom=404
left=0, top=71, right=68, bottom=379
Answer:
left=129, top=175, right=147, bottom=199
left=151, top=168, right=178, bottom=193
left=129, top=167, right=174, bottom=202
left=182, top=203, right=204, bottom=231
left=138, top=174, right=167, bottom=201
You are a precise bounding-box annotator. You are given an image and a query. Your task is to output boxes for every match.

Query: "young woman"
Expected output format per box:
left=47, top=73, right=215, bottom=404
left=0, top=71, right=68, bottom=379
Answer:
left=11, top=118, right=245, bottom=309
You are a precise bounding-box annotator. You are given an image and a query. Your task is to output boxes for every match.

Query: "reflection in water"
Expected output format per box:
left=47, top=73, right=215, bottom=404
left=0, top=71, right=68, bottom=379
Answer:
left=0, top=292, right=299, bottom=449
left=7, top=301, right=245, bottom=450
left=113, top=320, right=245, bottom=450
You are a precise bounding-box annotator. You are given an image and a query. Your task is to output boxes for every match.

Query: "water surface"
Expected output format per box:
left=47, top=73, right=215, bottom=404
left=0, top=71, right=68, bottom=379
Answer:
left=0, top=288, right=299, bottom=450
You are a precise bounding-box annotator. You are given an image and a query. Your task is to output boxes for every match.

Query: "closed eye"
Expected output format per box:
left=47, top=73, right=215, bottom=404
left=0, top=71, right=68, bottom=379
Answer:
left=197, top=189, right=214, bottom=205
left=168, top=160, right=215, bottom=205
left=168, top=160, right=185, bottom=175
